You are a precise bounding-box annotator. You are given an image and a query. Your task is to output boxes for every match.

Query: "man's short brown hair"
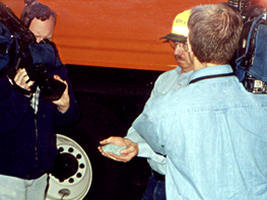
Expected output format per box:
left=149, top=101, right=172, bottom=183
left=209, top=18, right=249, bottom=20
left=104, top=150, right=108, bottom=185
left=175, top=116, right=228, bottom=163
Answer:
left=188, top=3, right=243, bottom=64
left=20, top=1, right=56, bottom=28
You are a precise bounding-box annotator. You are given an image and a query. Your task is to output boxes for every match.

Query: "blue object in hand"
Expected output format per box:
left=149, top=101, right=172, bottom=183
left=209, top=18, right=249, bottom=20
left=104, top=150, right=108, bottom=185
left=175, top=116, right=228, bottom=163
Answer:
left=102, top=144, right=126, bottom=155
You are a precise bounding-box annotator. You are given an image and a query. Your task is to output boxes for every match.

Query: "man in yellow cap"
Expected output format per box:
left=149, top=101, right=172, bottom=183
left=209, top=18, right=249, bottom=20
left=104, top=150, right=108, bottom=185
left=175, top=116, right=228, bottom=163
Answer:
left=98, top=9, right=193, bottom=200
left=161, top=9, right=192, bottom=72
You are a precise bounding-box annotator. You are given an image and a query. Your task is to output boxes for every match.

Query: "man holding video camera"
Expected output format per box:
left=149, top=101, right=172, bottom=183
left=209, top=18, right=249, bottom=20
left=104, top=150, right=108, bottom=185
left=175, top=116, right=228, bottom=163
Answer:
left=0, top=1, right=79, bottom=199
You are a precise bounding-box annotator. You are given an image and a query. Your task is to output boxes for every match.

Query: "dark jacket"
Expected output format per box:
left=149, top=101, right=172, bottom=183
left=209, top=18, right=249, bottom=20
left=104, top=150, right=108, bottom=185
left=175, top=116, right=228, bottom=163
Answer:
left=0, top=64, right=80, bottom=179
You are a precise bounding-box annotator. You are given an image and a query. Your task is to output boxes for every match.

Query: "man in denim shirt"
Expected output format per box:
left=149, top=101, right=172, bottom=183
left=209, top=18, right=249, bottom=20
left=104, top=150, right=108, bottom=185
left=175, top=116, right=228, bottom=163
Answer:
left=98, top=10, right=193, bottom=200
left=133, top=3, right=267, bottom=200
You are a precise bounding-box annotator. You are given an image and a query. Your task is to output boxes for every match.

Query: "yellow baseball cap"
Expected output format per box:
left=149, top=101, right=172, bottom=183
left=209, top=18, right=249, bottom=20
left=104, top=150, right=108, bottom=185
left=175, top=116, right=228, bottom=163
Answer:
left=161, top=9, right=191, bottom=42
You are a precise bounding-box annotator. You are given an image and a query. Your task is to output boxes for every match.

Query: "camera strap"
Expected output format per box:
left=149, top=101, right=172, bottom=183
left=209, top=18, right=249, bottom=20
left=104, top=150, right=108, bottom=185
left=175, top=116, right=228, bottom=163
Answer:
left=189, top=73, right=235, bottom=84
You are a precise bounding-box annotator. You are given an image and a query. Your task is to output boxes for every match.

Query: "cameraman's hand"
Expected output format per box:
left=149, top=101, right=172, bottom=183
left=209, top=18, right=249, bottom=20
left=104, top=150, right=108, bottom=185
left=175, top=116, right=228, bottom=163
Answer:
left=52, top=75, right=70, bottom=113
left=13, top=68, right=35, bottom=97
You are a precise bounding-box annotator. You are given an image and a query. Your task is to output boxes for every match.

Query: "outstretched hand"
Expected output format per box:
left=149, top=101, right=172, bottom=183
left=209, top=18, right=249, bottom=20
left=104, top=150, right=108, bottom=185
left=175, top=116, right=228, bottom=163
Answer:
left=98, top=136, right=138, bottom=163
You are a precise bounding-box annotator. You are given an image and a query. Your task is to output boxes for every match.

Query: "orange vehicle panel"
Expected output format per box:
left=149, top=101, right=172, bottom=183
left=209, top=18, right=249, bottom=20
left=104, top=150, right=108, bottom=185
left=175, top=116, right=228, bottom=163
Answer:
left=4, top=0, right=265, bottom=71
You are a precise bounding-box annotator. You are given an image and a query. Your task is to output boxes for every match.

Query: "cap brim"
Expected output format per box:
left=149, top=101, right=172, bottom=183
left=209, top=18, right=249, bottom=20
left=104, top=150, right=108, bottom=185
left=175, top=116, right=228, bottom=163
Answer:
left=161, top=33, right=187, bottom=43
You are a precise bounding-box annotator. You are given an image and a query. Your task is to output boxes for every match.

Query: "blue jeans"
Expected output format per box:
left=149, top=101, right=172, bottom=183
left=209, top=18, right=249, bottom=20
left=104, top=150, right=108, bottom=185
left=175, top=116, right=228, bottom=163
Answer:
left=141, top=173, right=166, bottom=200
left=0, top=173, right=48, bottom=200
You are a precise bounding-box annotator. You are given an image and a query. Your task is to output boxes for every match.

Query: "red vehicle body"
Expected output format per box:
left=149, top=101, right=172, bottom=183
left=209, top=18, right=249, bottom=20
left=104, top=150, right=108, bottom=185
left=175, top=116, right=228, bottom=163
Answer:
left=3, top=0, right=267, bottom=71
left=2, top=0, right=233, bottom=71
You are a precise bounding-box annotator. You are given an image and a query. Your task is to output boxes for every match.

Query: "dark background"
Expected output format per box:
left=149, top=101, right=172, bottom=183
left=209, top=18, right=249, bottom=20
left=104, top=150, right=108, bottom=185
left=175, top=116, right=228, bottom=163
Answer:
left=59, top=65, right=163, bottom=200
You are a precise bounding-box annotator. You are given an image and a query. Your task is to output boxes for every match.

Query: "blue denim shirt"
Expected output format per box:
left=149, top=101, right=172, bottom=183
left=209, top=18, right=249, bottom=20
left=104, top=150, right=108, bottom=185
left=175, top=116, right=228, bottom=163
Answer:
left=133, top=64, right=267, bottom=200
left=126, top=67, right=193, bottom=175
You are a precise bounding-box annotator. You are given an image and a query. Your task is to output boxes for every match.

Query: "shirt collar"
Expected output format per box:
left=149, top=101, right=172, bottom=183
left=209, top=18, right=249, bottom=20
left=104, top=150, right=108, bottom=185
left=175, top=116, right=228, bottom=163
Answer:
left=189, top=64, right=234, bottom=83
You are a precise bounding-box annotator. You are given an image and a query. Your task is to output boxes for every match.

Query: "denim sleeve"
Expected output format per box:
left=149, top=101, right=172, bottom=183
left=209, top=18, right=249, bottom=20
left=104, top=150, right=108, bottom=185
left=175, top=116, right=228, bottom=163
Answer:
left=125, top=126, right=165, bottom=161
left=132, top=95, right=166, bottom=155
left=128, top=69, right=183, bottom=156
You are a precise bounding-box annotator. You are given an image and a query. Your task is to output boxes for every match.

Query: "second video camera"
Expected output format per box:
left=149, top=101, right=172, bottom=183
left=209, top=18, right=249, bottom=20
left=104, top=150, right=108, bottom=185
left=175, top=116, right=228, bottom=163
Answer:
left=0, top=2, right=65, bottom=101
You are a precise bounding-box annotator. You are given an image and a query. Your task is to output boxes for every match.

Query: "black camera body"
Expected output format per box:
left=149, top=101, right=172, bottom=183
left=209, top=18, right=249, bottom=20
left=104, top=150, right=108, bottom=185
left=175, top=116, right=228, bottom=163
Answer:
left=0, top=2, right=65, bottom=101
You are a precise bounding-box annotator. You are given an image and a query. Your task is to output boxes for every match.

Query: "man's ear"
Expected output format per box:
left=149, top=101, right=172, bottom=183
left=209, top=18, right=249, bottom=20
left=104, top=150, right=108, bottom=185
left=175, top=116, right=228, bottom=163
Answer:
left=187, top=37, right=192, bottom=54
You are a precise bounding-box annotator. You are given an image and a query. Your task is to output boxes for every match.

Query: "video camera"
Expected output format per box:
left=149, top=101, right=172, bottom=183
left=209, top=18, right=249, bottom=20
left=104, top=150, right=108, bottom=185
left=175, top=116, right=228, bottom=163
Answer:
left=228, top=0, right=267, bottom=94
left=0, top=2, right=66, bottom=101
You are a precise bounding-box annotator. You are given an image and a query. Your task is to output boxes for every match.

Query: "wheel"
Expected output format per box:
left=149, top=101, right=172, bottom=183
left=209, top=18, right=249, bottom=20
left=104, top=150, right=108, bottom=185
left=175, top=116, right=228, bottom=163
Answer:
left=46, top=134, right=93, bottom=200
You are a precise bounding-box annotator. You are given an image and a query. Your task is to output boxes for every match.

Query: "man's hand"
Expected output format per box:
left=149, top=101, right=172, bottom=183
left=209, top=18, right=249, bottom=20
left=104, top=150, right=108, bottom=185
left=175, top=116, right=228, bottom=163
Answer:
left=52, top=75, right=70, bottom=113
left=98, top=136, right=138, bottom=163
left=13, top=68, right=35, bottom=97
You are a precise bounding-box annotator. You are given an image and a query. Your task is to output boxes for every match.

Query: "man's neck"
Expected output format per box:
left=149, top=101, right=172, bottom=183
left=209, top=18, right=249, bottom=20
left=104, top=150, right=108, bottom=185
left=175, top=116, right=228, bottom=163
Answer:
left=193, top=58, right=218, bottom=71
